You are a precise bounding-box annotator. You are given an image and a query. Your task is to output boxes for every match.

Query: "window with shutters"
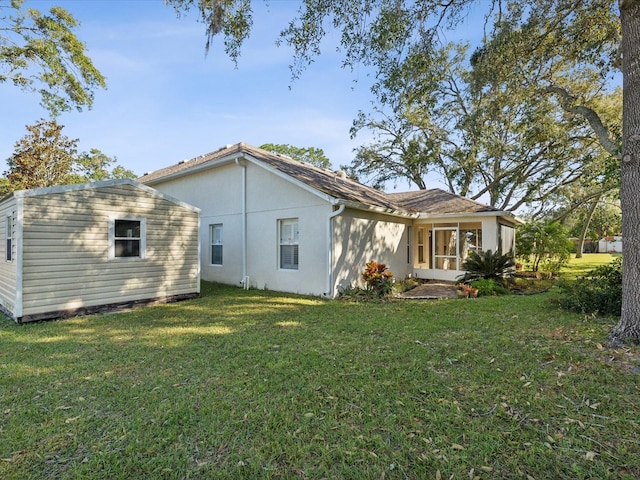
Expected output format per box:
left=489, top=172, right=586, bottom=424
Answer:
left=279, top=218, right=299, bottom=270
left=210, top=224, right=223, bottom=265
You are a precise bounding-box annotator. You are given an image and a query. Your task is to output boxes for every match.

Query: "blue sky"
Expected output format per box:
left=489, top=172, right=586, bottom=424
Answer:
left=1, top=1, right=384, bottom=181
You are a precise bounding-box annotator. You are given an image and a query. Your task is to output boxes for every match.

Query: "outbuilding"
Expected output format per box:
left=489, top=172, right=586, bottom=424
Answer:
left=0, top=179, right=200, bottom=323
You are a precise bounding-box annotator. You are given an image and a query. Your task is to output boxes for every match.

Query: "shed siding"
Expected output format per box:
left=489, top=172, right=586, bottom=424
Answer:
left=0, top=197, right=18, bottom=317
left=20, top=183, right=199, bottom=318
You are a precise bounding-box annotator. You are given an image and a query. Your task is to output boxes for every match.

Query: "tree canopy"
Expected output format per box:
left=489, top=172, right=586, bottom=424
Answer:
left=2, top=119, right=135, bottom=195
left=260, top=143, right=331, bottom=169
left=170, top=0, right=638, bottom=344
left=0, top=0, right=106, bottom=115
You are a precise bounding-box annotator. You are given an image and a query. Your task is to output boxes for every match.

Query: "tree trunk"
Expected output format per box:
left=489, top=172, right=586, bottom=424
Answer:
left=609, top=0, right=640, bottom=346
left=575, top=198, right=599, bottom=259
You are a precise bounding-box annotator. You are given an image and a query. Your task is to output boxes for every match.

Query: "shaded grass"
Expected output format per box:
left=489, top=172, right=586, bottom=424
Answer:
left=1, top=282, right=638, bottom=479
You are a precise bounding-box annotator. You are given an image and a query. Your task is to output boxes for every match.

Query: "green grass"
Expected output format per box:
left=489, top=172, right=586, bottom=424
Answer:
left=560, top=253, right=621, bottom=280
left=1, top=280, right=638, bottom=479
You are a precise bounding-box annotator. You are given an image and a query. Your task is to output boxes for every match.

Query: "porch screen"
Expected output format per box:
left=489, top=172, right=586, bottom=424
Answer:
left=434, top=228, right=457, bottom=270
left=500, top=224, right=515, bottom=255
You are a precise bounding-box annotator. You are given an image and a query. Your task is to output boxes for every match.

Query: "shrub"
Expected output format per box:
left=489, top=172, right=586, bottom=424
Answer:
left=393, top=276, right=421, bottom=294
left=469, top=278, right=511, bottom=296
left=457, top=249, right=515, bottom=283
left=362, top=261, right=394, bottom=297
left=516, top=221, right=572, bottom=273
left=337, top=283, right=378, bottom=302
left=557, top=257, right=622, bottom=316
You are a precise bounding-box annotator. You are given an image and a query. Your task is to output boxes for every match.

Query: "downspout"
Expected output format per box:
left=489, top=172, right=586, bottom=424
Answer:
left=326, top=203, right=345, bottom=297
left=235, top=158, right=248, bottom=288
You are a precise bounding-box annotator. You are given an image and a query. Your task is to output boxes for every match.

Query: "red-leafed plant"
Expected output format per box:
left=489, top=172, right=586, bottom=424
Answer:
left=362, top=261, right=394, bottom=297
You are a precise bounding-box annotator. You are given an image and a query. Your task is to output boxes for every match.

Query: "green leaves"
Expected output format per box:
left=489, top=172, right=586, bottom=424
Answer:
left=0, top=0, right=106, bottom=115
left=259, top=143, right=331, bottom=169
left=458, top=249, right=516, bottom=283
left=3, top=119, right=135, bottom=192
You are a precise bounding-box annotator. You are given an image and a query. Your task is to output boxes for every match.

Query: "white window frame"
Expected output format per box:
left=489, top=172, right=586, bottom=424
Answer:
left=5, top=215, right=13, bottom=262
left=279, top=218, right=299, bottom=270
left=210, top=223, right=223, bottom=265
left=108, top=217, right=146, bottom=260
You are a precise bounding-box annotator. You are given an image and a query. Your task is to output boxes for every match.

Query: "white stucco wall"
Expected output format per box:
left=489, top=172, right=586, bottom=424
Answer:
left=332, top=208, right=413, bottom=293
left=151, top=160, right=333, bottom=296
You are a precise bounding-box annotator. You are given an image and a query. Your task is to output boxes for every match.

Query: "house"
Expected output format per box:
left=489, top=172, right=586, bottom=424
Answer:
left=0, top=179, right=200, bottom=323
left=140, top=142, right=521, bottom=297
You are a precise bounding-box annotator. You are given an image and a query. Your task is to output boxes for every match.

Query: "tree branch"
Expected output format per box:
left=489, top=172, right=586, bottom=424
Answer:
left=542, top=85, right=621, bottom=157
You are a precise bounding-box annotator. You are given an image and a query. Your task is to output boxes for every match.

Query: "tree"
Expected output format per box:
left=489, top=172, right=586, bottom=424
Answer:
left=4, top=119, right=135, bottom=192
left=169, top=0, right=640, bottom=343
left=6, top=118, right=77, bottom=190
left=516, top=221, right=572, bottom=274
left=349, top=42, right=619, bottom=213
left=72, top=149, right=136, bottom=183
left=610, top=0, right=640, bottom=345
left=0, top=0, right=106, bottom=115
left=259, top=143, right=331, bottom=169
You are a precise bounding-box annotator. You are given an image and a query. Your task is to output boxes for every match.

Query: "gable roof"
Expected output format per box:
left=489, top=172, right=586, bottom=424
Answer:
left=139, top=142, right=514, bottom=219
left=140, top=142, right=407, bottom=214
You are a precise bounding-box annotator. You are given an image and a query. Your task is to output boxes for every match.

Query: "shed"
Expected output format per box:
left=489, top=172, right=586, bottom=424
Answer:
left=598, top=235, right=622, bottom=253
left=0, top=179, right=200, bottom=323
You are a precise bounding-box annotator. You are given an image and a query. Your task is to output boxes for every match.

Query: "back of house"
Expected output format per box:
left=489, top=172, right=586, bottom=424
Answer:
left=140, top=143, right=521, bottom=297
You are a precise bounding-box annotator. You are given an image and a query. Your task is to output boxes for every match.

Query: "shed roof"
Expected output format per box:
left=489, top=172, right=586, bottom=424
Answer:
left=1, top=178, right=200, bottom=212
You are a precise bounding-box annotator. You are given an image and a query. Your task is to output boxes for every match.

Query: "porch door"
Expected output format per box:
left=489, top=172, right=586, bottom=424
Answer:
left=433, top=227, right=459, bottom=271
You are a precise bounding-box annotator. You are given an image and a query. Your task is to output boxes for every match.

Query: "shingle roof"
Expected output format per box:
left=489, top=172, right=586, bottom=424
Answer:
left=138, top=142, right=504, bottom=217
left=139, top=142, right=405, bottom=213
left=386, top=189, right=500, bottom=214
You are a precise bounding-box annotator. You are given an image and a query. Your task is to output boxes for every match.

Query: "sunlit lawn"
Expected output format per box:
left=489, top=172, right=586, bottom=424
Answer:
left=560, top=253, right=621, bottom=280
left=1, top=273, right=638, bottom=479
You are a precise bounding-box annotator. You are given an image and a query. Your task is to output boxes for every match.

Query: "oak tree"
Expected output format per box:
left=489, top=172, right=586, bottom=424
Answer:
left=169, top=0, right=640, bottom=344
left=0, top=0, right=106, bottom=115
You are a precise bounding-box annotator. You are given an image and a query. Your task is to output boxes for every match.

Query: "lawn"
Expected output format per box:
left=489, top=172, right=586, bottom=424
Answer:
left=559, top=253, right=622, bottom=280
left=1, top=259, right=638, bottom=479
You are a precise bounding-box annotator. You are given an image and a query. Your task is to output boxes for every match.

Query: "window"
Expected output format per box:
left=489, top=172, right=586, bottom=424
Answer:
left=406, top=226, right=412, bottom=264
left=210, top=224, right=223, bottom=265
left=279, top=218, right=299, bottom=270
left=110, top=218, right=145, bottom=259
left=417, top=227, right=425, bottom=264
left=5, top=215, right=13, bottom=262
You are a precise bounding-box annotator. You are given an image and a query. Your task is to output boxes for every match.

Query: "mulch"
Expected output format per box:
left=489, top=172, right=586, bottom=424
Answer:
left=396, top=281, right=459, bottom=299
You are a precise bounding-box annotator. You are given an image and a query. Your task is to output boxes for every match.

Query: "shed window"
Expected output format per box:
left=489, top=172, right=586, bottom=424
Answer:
left=110, top=218, right=145, bottom=259
left=5, top=215, right=13, bottom=262
left=279, top=218, right=299, bottom=270
left=210, top=224, right=223, bottom=265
